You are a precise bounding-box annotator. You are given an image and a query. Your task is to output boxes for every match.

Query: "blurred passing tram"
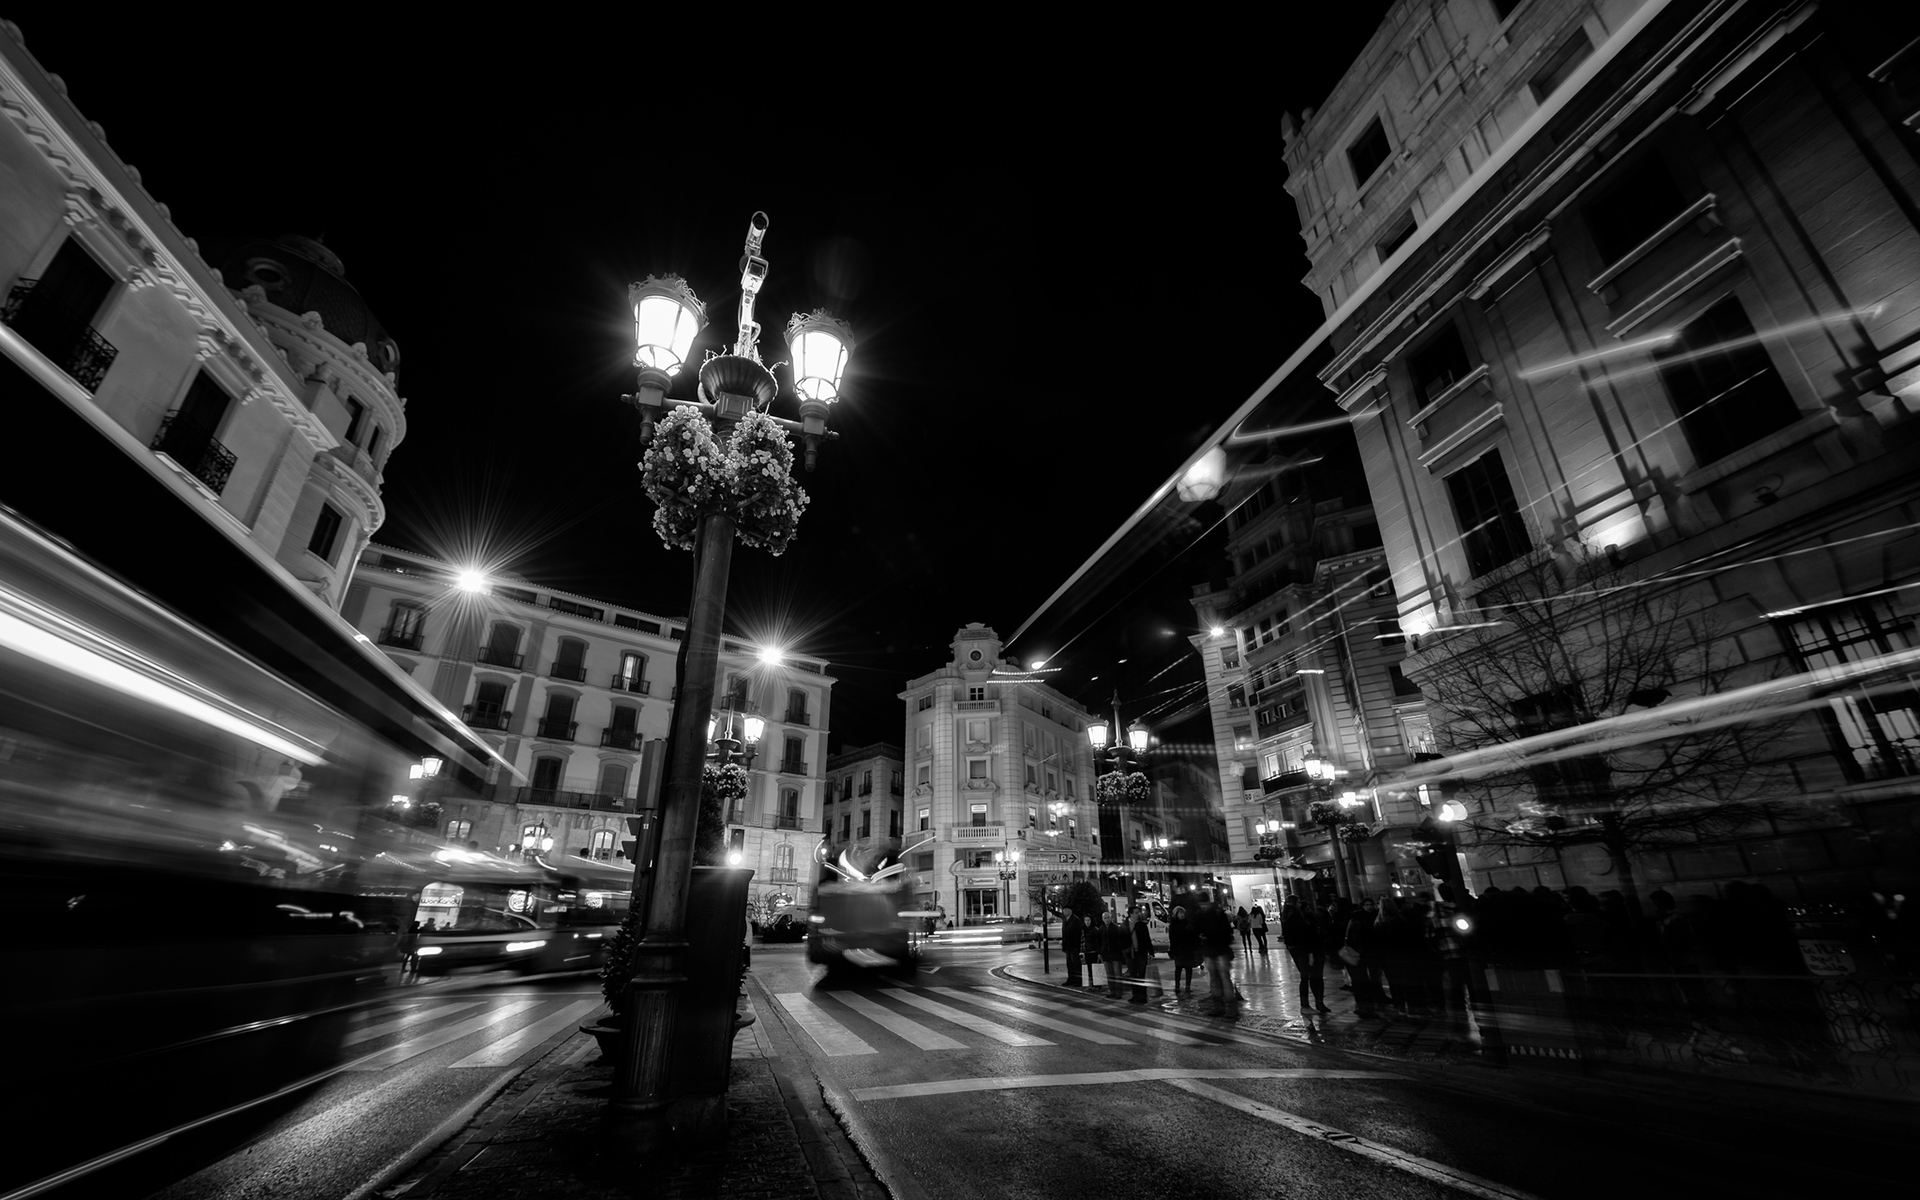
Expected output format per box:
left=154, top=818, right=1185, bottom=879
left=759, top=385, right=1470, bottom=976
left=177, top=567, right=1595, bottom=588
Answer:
left=0, top=504, right=510, bottom=1199
left=806, top=834, right=928, bottom=974
left=386, top=850, right=631, bottom=975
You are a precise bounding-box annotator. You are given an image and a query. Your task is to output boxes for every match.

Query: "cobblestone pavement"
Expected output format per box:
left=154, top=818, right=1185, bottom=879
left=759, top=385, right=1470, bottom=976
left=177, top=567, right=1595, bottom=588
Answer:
left=382, top=979, right=881, bottom=1200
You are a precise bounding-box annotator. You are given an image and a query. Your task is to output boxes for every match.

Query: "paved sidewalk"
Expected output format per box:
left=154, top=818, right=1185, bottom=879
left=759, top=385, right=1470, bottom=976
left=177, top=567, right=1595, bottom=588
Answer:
left=379, top=977, right=884, bottom=1200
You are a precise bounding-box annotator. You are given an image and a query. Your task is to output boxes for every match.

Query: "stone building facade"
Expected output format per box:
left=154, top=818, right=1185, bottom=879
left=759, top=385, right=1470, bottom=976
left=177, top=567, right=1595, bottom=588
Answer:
left=345, top=545, right=835, bottom=912
left=1289, top=0, right=1920, bottom=900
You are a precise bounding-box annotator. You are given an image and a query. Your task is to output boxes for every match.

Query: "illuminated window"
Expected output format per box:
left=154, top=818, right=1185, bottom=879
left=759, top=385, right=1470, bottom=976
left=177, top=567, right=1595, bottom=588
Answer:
left=445, top=819, right=472, bottom=840
left=1779, top=603, right=1920, bottom=781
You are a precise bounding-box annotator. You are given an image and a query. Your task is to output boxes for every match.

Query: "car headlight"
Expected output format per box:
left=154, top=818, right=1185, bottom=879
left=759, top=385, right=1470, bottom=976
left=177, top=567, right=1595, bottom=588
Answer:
left=505, top=941, right=544, bottom=953
left=415, top=946, right=443, bottom=956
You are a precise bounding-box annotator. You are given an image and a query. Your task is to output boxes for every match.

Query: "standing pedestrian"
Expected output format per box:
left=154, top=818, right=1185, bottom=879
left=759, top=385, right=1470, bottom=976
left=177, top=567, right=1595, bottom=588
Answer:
left=1250, top=904, right=1269, bottom=955
left=1062, top=908, right=1085, bottom=988
left=1130, top=907, right=1158, bottom=1004
left=1168, top=905, right=1199, bottom=995
left=1280, top=896, right=1330, bottom=1013
left=1100, top=910, right=1129, bottom=999
left=1196, top=892, right=1238, bottom=1016
left=1343, top=898, right=1385, bottom=1019
left=1236, top=906, right=1254, bottom=956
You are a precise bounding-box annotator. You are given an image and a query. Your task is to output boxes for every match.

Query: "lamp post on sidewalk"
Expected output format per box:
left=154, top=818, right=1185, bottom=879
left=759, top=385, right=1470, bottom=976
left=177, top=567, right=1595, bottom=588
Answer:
left=995, top=847, right=1021, bottom=920
left=612, top=212, right=854, bottom=1151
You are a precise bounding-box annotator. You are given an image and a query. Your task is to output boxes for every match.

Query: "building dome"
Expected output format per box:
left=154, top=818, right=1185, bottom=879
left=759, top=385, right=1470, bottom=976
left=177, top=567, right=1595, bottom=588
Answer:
left=205, top=234, right=402, bottom=376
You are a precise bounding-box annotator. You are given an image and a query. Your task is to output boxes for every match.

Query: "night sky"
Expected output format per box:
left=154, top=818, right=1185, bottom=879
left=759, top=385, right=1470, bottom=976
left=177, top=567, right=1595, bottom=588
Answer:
left=18, top=12, right=1392, bottom=749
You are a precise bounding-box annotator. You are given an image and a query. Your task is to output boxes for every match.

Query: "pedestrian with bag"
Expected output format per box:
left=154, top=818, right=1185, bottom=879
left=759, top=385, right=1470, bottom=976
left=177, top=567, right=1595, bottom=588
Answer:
left=1100, top=910, right=1129, bottom=999
left=1062, top=908, right=1085, bottom=988
left=1250, top=904, right=1270, bottom=955
left=1168, top=905, right=1199, bottom=995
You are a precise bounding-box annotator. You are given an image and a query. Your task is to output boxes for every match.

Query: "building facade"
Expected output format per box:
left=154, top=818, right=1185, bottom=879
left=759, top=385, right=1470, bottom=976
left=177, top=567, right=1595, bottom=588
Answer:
left=344, top=545, right=836, bottom=912
left=1, top=29, right=400, bottom=612
left=821, top=742, right=907, bottom=893
left=899, top=625, right=1103, bottom=924
left=1190, top=453, right=1435, bottom=910
left=1291, top=0, right=1920, bottom=901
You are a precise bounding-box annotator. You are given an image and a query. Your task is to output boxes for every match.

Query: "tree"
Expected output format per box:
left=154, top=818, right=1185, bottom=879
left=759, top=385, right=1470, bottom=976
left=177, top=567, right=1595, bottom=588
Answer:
left=1412, top=546, right=1804, bottom=914
left=1055, top=879, right=1104, bottom=919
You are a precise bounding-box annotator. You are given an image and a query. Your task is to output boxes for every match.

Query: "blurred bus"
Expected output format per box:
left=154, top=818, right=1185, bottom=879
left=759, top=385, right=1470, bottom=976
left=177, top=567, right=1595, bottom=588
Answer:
left=807, top=836, right=921, bottom=974
left=391, top=852, right=631, bottom=976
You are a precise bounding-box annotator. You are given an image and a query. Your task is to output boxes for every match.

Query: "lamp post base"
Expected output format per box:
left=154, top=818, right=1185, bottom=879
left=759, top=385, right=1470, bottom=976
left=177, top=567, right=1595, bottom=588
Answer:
left=602, top=1094, right=728, bottom=1160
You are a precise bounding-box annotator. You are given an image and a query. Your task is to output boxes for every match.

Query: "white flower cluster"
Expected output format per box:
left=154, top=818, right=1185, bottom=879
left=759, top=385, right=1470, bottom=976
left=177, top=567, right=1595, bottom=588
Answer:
left=637, top=408, right=810, bottom=556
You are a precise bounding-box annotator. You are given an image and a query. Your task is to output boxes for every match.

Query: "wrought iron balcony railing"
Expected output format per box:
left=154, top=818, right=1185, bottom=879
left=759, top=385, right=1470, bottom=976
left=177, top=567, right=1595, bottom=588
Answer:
left=612, top=675, right=651, bottom=694
left=601, top=727, right=644, bottom=750
left=464, top=707, right=511, bottom=731
left=476, top=646, right=524, bottom=669
left=785, top=710, right=810, bottom=726
left=150, top=409, right=237, bottom=495
left=774, top=814, right=803, bottom=830
left=534, top=718, right=578, bottom=741
left=767, top=867, right=799, bottom=883
left=779, top=759, right=808, bottom=775
left=3, top=279, right=119, bottom=391
left=549, top=661, right=588, bottom=682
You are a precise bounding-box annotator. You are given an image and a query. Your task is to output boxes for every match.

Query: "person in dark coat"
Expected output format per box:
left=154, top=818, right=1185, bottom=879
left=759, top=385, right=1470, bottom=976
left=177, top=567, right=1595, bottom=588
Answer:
left=1280, top=896, right=1330, bottom=1013
left=1168, top=906, right=1199, bottom=995
left=1344, top=898, right=1384, bottom=1019
left=1100, top=911, right=1130, bottom=999
left=1062, top=909, right=1085, bottom=987
left=1195, top=892, right=1238, bottom=1015
left=1236, top=906, right=1254, bottom=955
left=1130, top=908, right=1157, bottom=1004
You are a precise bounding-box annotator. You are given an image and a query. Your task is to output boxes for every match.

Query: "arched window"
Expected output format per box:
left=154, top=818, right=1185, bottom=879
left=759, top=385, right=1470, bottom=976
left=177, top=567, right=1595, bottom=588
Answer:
left=589, top=829, right=615, bottom=860
left=786, top=689, right=809, bottom=724
left=469, top=680, right=509, bottom=730
left=617, top=651, right=648, bottom=694
left=774, top=843, right=794, bottom=870
left=531, top=756, right=563, bottom=794
left=481, top=623, right=523, bottom=668
left=598, top=761, right=629, bottom=800
left=779, top=788, right=799, bottom=827
left=552, top=637, right=588, bottom=682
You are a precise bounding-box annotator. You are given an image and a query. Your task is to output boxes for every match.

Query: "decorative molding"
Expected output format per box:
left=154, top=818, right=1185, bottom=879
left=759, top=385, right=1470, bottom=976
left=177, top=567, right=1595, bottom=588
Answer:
left=1604, top=238, right=1745, bottom=337
left=1419, top=401, right=1506, bottom=472
left=1335, top=363, right=1388, bottom=413
left=1586, top=194, right=1719, bottom=294
left=314, top=447, right=388, bottom=533
left=1406, top=363, right=1491, bottom=431
left=1467, top=222, right=1552, bottom=301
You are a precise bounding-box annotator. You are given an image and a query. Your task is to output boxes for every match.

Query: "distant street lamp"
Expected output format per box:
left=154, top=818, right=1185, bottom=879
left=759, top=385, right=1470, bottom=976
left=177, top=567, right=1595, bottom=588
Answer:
left=995, top=847, right=1021, bottom=920
left=615, top=212, right=855, bottom=1145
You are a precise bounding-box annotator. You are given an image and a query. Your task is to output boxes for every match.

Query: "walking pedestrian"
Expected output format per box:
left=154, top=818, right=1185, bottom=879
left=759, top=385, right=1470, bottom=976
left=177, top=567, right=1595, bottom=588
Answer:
left=1062, top=908, right=1085, bottom=988
left=1343, top=898, right=1385, bottom=1018
left=1130, top=907, right=1158, bottom=1004
left=1100, top=910, right=1129, bottom=999
left=1169, top=905, right=1199, bottom=995
left=1196, top=892, right=1238, bottom=1016
left=1251, top=904, right=1269, bottom=955
left=1280, top=896, right=1330, bottom=1013
left=1236, top=906, right=1254, bottom=956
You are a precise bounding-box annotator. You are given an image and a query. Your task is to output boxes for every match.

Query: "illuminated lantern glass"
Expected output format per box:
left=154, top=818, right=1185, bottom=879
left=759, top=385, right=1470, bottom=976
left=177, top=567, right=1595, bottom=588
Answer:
left=1176, top=446, right=1228, bottom=503
left=1128, top=725, right=1150, bottom=754
left=630, top=275, right=706, bottom=377
left=786, top=309, right=855, bottom=402
left=1087, top=722, right=1110, bottom=750
left=743, top=715, right=766, bottom=744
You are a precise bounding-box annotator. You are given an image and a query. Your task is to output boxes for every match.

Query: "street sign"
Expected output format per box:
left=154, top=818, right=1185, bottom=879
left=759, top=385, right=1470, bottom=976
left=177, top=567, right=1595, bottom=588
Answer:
left=1030, top=871, right=1070, bottom=885
left=1025, top=852, right=1078, bottom=865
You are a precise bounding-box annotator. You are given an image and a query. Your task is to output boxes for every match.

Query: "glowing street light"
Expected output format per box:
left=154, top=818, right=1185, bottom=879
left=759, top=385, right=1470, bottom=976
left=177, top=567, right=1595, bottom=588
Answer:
left=1127, top=724, right=1150, bottom=755
left=454, top=568, right=490, bottom=594
left=786, top=310, right=855, bottom=472
left=1087, top=721, right=1110, bottom=751
left=629, top=274, right=707, bottom=381
left=756, top=645, right=786, bottom=666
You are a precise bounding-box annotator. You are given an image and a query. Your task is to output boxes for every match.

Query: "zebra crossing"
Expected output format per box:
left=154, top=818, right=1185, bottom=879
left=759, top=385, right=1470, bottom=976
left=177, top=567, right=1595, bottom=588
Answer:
left=773, top=981, right=1268, bottom=1058
left=338, top=994, right=602, bottom=1073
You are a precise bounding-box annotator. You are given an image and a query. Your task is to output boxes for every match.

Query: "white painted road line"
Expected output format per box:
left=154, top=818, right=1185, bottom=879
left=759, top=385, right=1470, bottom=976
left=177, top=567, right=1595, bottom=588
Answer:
left=343, top=1001, right=482, bottom=1046
left=348, top=1001, right=541, bottom=1071
left=777, top=992, right=878, bottom=1057
left=925, top=988, right=1133, bottom=1045
left=851, top=1067, right=1402, bottom=1101
left=833, top=993, right=967, bottom=1051
left=884, top=989, right=1053, bottom=1047
left=978, top=987, right=1207, bottom=1045
left=451, top=999, right=602, bottom=1068
left=1169, top=1079, right=1543, bottom=1200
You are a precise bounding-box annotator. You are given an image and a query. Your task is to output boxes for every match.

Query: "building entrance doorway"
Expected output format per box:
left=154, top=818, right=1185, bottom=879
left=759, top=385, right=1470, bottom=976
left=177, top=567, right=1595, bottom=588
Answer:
left=962, top=888, right=1000, bottom=925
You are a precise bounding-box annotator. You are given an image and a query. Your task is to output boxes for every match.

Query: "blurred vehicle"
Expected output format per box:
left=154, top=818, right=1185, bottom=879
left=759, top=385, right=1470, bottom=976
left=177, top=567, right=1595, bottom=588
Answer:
left=392, top=853, right=630, bottom=975
left=0, top=502, right=501, bottom=1199
left=932, top=915, right=1036, bottom=947
left=809, top=877, right=918, bottom=972
left=759, top=911, right=809, bottom=942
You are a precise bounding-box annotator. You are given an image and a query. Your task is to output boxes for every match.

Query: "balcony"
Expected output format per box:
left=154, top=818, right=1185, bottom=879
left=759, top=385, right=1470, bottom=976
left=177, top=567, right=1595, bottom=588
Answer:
left=534, top=718, right=578, bottom=741
left=779, top=759, right=808, bottom=775
left=482, top=784, right=631, bottom=812
left=379, top=626, right=425, bottom=651
left=785, top=710, right=811, bottom=726
left=612, top=675, right=651, bottom=694
left=858, top=784, right=873, bottom=796
left=3, top=279, right=118, bottom=390
left=475, top=646, right=524, bottom=669
left=774, top=814, right=803, bottom=831
left=549, top=661, right=588, bottom=682
left=600, top=727, right=644, bottom=750
left=767, top=867, right=799, bottom=883
left=727, top=806, right=746, bottom=825
left=150, top=409, right=237, bottom=496
left=464, top=707, right=512, bottom=732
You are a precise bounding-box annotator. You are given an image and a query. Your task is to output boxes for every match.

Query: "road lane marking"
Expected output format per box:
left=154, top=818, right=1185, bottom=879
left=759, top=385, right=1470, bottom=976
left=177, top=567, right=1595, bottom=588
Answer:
left=1169, top=1079, right=1543, bottom=1200
left=883, top=989, right=1052, bottom=1047
left=348, top=1001, right=541, bottom=1070
left=976, top=986, right=1205, bottom=1044
left=777, top=993, right=878, bottom=1056
left=923, top=988, right=1132, bottom=1045
left=343, top=1001, right=483, bottom=1046
left=450, top=999, right=602, bottom=1067
left=832, top=993, right=967, bottom=1051
left=851, top=1067, right=1400, bottom=1101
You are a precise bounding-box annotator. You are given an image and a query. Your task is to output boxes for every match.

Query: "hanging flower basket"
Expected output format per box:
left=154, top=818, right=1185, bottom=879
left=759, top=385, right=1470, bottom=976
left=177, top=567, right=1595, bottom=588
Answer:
left=1094, top=770, right=1152, bottom=807
left=640, top=407, right=810, bottom=555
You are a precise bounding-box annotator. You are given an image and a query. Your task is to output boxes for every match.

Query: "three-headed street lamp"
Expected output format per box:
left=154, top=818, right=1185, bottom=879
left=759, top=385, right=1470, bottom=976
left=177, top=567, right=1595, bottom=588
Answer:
left=1087, top=701, right=1151, bottom=910
left=706, top=702, right=765, bottom=768
left=615, top=212, right=854, bottom=1149
left=995, top=847, right=1021, bottom=919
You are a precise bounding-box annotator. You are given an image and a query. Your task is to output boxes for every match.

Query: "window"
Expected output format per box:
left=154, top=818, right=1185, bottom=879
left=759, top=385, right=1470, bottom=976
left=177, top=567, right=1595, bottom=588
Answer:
left=841, top=814, right=852, bottom=840
left=916, top=764, right=931, bottom=786
left=366, top=425, right=383, bottom=463
left=1491, top=0, right=1522, bottom=18
left=551, top=638, right=587, bottom=682
left=1046, top=771, right=1057, bottom=792
left=470, top=680, right=508, bottom=727
left=1586, top=154, right=1691, bottom=267
left=917, top=695, right=934, bottom=712
left=590, top=829, right=615, bottom=860
left=1445, top=450, right=1530, bottom=577
left=531, top=757, right=563, bottom=793
left=1512, top=687, right=1611, bottom=802
left=1023, top=725, right=1037, bottom=750
left=1530, top=28, right=1593, bottom=103
left=775, top=843, right=794, bottom=870
left=967, top=758, right=989, bottom=780
left=1065, top=778, right=1076, bottom=799
left=344, top=396, right=367, bottom=445
left=1388, top=664, right=1424, bottom=697
left=783, top=736, right=804, bottom=771
left=154, top=372, right=237, bottom=493
left=918, top=806, right=930, bottom=831
left=860, top=810, right=872, bottom=838
left=889, top=810, right=902, bottom=838
left=308, top=504, right=343, bottom=561
left=918, top=724, right=933, bottom=751
left=1233, top=724, right=1253, bottom=751
left=1028, top=804, right=1039, bottom=827
left=1409, top=322, right=1473, bottom=408
left=969, top=802, right=988, bottom=827
left=607, top=704, right=639, bottom=746
left=617, top=652, right=646, bottom=691
left=1779, top=603, right=1920, bottom=781
left=964, top=849, right=996, bottom=869
left=382, top=602, right=425, bottom=648
left=1654, top=297, right=1801, bottom=466
left=1227, top=683, right=1248, bottom=709
left=787, top=689, right=810, bottom=723
left=481, top=623, right=523, bottom=668
left=539, top=694, right=576, bottom=740
left=1346, top=116, right=1391, bottom=187
left=1025, top=762, right=1038, bottom=786
left=599, top=762, right=629, bottom=799
left=1220, top=647, right=1240, bottom=669
left=781, top=789, right=800, bottom=821
left=968, top=686, right=986, bottom=702
left=547, top=597, right=606, bottom=622
left=966, top=718, right=989, bottom=743
left=1263, top=752, right=1282, bottom=778
left=614, top=614, right=661, bottom=634
left=9, top=237, right=117, bottom=390
left=859, top=770, right=872, bottom=795
left=841, top=777, right=853, bottom=801
left=890, top=770, right=902, bottom=794
left=1377, top=209, right=1417, bottom=261
left=446, top=819, right=472, bottom=841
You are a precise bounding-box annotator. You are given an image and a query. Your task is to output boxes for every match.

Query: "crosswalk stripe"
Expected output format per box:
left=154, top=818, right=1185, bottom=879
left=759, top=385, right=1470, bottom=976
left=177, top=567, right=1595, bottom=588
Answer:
left=777, top=993, right=878, bottom=1057
left=922, top=988, right=1133, bottom=1045
left=1119, top=1008, right=1278, bottom=1047
left=884, top=989, right=1052, bottom=1047
left=450, top=999, right=603, bottom=1068
left=975, top=986, right=1205, bottom=1045
left=347, top=1000, right=541, bottom=1070
left=831, top=993, right=967, bottom=1051
left=343, top=1001, right=483, bottom=1046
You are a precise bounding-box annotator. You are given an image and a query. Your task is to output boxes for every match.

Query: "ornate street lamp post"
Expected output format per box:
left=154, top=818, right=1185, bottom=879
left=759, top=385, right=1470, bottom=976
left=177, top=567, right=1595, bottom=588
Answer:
left=1088, top=698, right=1151, bottom=910
left=995, top=847, right=1021, bottom=921
left=614, top=212, right=854, bottom=1149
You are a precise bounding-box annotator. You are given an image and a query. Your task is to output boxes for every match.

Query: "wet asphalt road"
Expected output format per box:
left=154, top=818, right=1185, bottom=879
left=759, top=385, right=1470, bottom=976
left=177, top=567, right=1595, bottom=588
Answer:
left=755, top=942, right=1909, bottom=1200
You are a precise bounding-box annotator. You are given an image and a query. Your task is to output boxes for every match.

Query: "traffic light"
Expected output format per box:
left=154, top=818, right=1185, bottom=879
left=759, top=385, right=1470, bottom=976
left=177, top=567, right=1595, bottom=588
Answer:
left=622, top=816, right=643, bottom=863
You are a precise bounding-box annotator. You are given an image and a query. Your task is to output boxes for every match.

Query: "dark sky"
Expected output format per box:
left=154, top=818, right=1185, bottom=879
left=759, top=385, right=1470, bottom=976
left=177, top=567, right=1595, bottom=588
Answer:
left=19, top=12, right=1392, bottom=749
